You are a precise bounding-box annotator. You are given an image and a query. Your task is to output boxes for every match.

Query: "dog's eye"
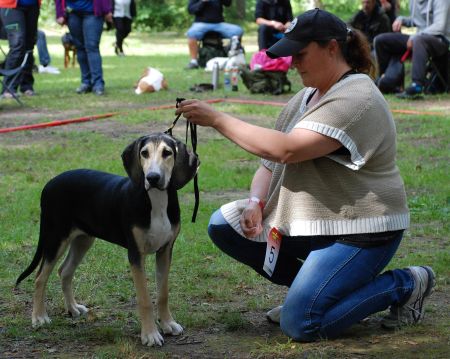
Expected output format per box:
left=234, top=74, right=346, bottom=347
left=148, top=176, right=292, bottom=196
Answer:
left=141, top=149, right=149, bottom=158
left=162, top=149, right=173, bottom=158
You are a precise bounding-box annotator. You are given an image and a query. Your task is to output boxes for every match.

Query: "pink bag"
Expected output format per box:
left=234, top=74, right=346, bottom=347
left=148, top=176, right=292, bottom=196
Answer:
left=250, top=49, right=292, bottom=72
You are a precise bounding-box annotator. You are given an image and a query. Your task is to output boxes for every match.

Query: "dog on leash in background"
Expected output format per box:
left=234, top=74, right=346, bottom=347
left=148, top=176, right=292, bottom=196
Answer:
left=62, top=32, right=77, bottom=68
left=15, top=133, right=200, bottom=347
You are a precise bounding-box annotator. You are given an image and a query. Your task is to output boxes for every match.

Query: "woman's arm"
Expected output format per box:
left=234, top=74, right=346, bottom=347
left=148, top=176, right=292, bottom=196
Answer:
left=177, top=100, right=342, bottom=164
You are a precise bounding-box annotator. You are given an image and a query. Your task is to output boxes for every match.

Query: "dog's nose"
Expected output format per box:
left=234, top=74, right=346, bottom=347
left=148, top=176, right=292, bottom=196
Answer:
left=146, top=172, right=161, bottom=187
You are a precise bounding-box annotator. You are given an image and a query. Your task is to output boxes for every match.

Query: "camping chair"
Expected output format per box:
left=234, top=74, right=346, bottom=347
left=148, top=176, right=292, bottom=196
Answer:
left=424, top=49, right=449, bottom=94
left=0, top=50, right=31, bottom=106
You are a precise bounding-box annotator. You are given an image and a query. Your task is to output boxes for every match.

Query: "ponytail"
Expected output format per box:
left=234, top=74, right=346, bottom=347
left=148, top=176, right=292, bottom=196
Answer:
left=341, top=28, right=376, bottom=77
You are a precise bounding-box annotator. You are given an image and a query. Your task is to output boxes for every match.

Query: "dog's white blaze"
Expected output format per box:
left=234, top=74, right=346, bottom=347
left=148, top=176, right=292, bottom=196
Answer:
left=133, top=189, right=174, bottom=255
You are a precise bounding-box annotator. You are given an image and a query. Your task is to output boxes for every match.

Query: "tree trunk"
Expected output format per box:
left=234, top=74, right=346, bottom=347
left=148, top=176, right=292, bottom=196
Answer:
left=235, top=0, right=246, bottom=19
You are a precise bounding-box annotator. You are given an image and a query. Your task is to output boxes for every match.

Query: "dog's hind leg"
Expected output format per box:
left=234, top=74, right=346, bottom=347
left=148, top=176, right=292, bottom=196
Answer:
left=58, top=235, right=95, bottom=317
left=32, top=239, right=71, bottom=327
left=156, top=239, right=183, bottom=336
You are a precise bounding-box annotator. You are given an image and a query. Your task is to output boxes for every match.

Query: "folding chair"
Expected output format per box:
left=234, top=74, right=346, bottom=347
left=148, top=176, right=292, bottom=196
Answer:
left=0, top=50, right=31, bottom=105
left=424, top=49, right=449, bottom=94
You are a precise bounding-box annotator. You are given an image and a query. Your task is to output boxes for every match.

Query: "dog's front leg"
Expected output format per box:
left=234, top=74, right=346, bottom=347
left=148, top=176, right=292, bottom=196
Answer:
left=129, top=257, right=164, bottom=346
left=156, top=240, right=183, bottom=336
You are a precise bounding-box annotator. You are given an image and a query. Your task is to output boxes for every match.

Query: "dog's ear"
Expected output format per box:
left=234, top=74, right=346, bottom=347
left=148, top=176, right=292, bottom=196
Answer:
left=171, top=138, right=200, bottom=190
left=122, top=136, right=148, bottom=187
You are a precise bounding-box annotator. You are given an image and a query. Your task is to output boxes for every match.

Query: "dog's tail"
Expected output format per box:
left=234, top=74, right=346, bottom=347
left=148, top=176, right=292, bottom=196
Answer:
left=15, top=225, right=44, bottom=288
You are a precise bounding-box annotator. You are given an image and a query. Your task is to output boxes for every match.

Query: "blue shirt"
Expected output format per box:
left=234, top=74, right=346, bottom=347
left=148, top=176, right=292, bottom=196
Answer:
left=67, top=0, right=94, bottom=13
left=18, top=0, right=38, bottom=6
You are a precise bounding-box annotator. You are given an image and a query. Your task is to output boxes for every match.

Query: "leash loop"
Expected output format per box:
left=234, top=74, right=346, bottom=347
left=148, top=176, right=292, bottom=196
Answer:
left=165, top=98, right=200, bottom=223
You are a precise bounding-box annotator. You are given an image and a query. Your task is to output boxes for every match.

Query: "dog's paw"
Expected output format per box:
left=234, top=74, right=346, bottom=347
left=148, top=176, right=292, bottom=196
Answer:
left=32, top=313, right=51, bottom=328
left=141, top=329, right=164, bottom=347
left=160, top=320, right=183, bottom=336
left=68, top=303, right=89, bottom=317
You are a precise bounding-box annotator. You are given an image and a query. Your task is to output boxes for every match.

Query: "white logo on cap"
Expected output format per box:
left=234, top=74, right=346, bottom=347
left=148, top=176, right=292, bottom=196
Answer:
left=285, top=17, right=297, bottom=33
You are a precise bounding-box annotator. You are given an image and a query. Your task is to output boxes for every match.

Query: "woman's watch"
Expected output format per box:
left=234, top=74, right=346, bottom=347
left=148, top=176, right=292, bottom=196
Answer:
left=249, top=196, right=265, bottom=211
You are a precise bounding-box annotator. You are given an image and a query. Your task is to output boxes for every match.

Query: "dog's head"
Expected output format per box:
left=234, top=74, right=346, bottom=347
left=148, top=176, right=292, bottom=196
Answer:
left=122, top=133, right=199, bottom=191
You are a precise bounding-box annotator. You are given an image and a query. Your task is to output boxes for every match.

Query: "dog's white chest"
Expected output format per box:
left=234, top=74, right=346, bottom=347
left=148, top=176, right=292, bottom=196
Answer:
left=133, top=189, right=174, bottom=255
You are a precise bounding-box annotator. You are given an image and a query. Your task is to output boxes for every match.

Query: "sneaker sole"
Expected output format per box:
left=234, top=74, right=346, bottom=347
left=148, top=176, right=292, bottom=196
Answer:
left=421, top=266, right=436, bottom=298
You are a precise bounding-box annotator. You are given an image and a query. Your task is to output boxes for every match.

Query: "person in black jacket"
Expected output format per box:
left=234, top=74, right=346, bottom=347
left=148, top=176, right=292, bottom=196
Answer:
left=255, top=0, right=293, bottom=50
left=112, top=0, right=136, bottom=56
left=186, top=0, right=243, bottom=69
left=349, top=0, right=391, bottom=48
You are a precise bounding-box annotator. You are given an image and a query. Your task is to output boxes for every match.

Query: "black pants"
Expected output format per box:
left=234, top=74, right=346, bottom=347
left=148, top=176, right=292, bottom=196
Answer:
left=374, top=32, right=448, bottom=86
left=0, top=5, right=39, bottom=93
left=113, top=17, right=132, bottom=51
left=258, top=24, right=282, bottom=50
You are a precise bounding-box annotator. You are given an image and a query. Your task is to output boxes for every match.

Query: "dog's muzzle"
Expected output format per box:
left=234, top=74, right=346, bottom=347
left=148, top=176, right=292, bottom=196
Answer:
left=145, top=172, right=166, bottom=190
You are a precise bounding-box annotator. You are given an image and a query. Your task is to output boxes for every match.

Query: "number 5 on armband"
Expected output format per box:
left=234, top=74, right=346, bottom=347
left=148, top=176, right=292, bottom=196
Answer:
left=263, top=228, right=282, bottom=277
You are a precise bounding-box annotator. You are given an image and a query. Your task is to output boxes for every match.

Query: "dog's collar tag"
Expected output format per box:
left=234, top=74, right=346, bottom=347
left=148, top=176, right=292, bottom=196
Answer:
left=263, top=228, right=282, bottom=277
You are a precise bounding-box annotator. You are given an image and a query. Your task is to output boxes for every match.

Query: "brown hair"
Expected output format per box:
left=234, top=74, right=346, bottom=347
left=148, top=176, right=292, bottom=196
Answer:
left=317, top=28, right=376, bottom=77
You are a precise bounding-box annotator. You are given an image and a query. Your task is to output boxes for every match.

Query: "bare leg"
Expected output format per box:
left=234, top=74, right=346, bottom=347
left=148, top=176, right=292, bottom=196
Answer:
left=188, top=38, right=198, bottom=60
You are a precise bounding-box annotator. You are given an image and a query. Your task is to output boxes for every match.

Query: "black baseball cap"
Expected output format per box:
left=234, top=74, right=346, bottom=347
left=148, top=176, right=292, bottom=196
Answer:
left=266, top=8, right=348, bottom=59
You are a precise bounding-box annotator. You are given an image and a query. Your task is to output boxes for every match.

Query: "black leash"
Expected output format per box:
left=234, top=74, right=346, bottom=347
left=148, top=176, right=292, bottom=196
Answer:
left=165, top=97, right=199, bottom=223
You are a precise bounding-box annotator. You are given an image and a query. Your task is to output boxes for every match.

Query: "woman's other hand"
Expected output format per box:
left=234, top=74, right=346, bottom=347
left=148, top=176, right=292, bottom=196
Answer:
left=240, top=202, right=264, bottom=238
left=56, top=17, right=66, bottom=26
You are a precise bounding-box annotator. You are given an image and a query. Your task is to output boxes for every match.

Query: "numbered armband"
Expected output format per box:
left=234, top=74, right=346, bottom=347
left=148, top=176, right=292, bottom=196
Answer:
left=248, top=196, right=265, bottom=211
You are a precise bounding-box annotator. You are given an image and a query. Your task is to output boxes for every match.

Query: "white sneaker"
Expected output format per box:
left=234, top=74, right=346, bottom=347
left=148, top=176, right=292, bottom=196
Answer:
left=266, top=305, right=282, bottom=324
left=382, top=266, right=435, bottom=329
left=38, top=65, right=60, bottom=75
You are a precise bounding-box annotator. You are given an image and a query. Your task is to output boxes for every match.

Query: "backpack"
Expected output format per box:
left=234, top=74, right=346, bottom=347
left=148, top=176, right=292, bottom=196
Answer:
left=240, top=67, right=291, bottom=95
left=198, top=32, right=227, bottom=68
left=250, top=49, right=292, bottom=72
left=376, top=56, right=404, bottom=94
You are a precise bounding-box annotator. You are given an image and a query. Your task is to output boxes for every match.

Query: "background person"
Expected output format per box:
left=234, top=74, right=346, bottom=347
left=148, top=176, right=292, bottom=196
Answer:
left=186, top=0, right=243, bottom=69
left=255, top=0, right=293, bottom=50
left=0, top=0, right=39, bottom=97
left=176, top=9, right=435, bottom=342
left=374, top=0, right=449, bottom=98
left=112, top=0, right=136, bottom=56
left=349, top=0, right=391, bottom=48
left=377, top=0, right=397, bottom=25
left=55, top=0, right=112, bottom=96
left=36, top=29, right=60, bottom=74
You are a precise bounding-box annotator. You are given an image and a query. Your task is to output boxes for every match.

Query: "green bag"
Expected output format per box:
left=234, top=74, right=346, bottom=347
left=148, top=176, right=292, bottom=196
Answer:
left=240, top=68, right=291, bottom=95
left=198, top=32, right=227, bottom=68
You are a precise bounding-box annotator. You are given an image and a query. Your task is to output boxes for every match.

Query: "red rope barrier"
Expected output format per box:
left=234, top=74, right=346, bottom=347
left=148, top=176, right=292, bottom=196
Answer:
left=0, top=98, right=445, bottom=134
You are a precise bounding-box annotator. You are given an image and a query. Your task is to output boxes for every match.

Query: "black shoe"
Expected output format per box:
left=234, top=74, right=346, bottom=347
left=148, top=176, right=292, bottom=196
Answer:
left=93, top=88, right=104, bottom=96
left=186, top=62, right=199, bottom=70
left=76, top=84, right=92, bottom=94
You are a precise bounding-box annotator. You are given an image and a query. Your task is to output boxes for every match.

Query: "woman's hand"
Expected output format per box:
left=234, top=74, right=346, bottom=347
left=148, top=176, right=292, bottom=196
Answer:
left=104, top=12, right=113, bottom=23
left=56, top=17, right=66, bottom=26
left=240, top=202, right=264, bottom=238
left=175, top=99, right=224, bottom=127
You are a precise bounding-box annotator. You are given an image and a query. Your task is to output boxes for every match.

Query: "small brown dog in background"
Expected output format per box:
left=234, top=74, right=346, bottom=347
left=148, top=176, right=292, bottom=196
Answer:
left=61, top=32, right=77, bottom=68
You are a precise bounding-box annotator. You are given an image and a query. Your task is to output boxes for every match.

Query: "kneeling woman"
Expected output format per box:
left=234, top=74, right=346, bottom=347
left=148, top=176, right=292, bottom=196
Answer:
left=176, top=9, right=435, bottom=341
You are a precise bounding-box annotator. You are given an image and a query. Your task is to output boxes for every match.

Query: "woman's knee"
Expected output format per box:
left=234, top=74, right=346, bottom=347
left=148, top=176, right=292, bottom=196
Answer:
left=280, top=301, right=319, bottom=342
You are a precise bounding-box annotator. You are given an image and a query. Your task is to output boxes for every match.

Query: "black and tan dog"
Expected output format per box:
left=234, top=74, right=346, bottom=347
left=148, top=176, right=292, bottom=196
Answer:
left=62, top=32, right=77, bottom=68
left=15, top=132, right=199, bottom=346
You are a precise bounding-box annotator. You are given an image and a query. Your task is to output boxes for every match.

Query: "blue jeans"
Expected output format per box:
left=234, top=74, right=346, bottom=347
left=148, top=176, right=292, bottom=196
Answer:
left=37, top=30, right=50, bottom=66
left=208, top=209, right=414, bottom=341
left=186, top=22, right=243, bottom=40
left=0, top=5, right=39, bottom=93
left=67, top=11, right=104, bottom=91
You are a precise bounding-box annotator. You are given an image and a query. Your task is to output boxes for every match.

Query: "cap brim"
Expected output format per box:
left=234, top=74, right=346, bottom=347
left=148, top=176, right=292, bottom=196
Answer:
left=266, top=37, right=309, bottom=59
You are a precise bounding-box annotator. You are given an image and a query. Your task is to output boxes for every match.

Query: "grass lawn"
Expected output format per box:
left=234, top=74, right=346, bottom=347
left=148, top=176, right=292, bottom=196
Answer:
left=0, top=30, right=449, bottom=358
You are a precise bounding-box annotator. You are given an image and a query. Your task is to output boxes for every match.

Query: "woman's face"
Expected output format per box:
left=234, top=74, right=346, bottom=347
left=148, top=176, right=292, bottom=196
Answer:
left=291, top=41, right=332, bottom=88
